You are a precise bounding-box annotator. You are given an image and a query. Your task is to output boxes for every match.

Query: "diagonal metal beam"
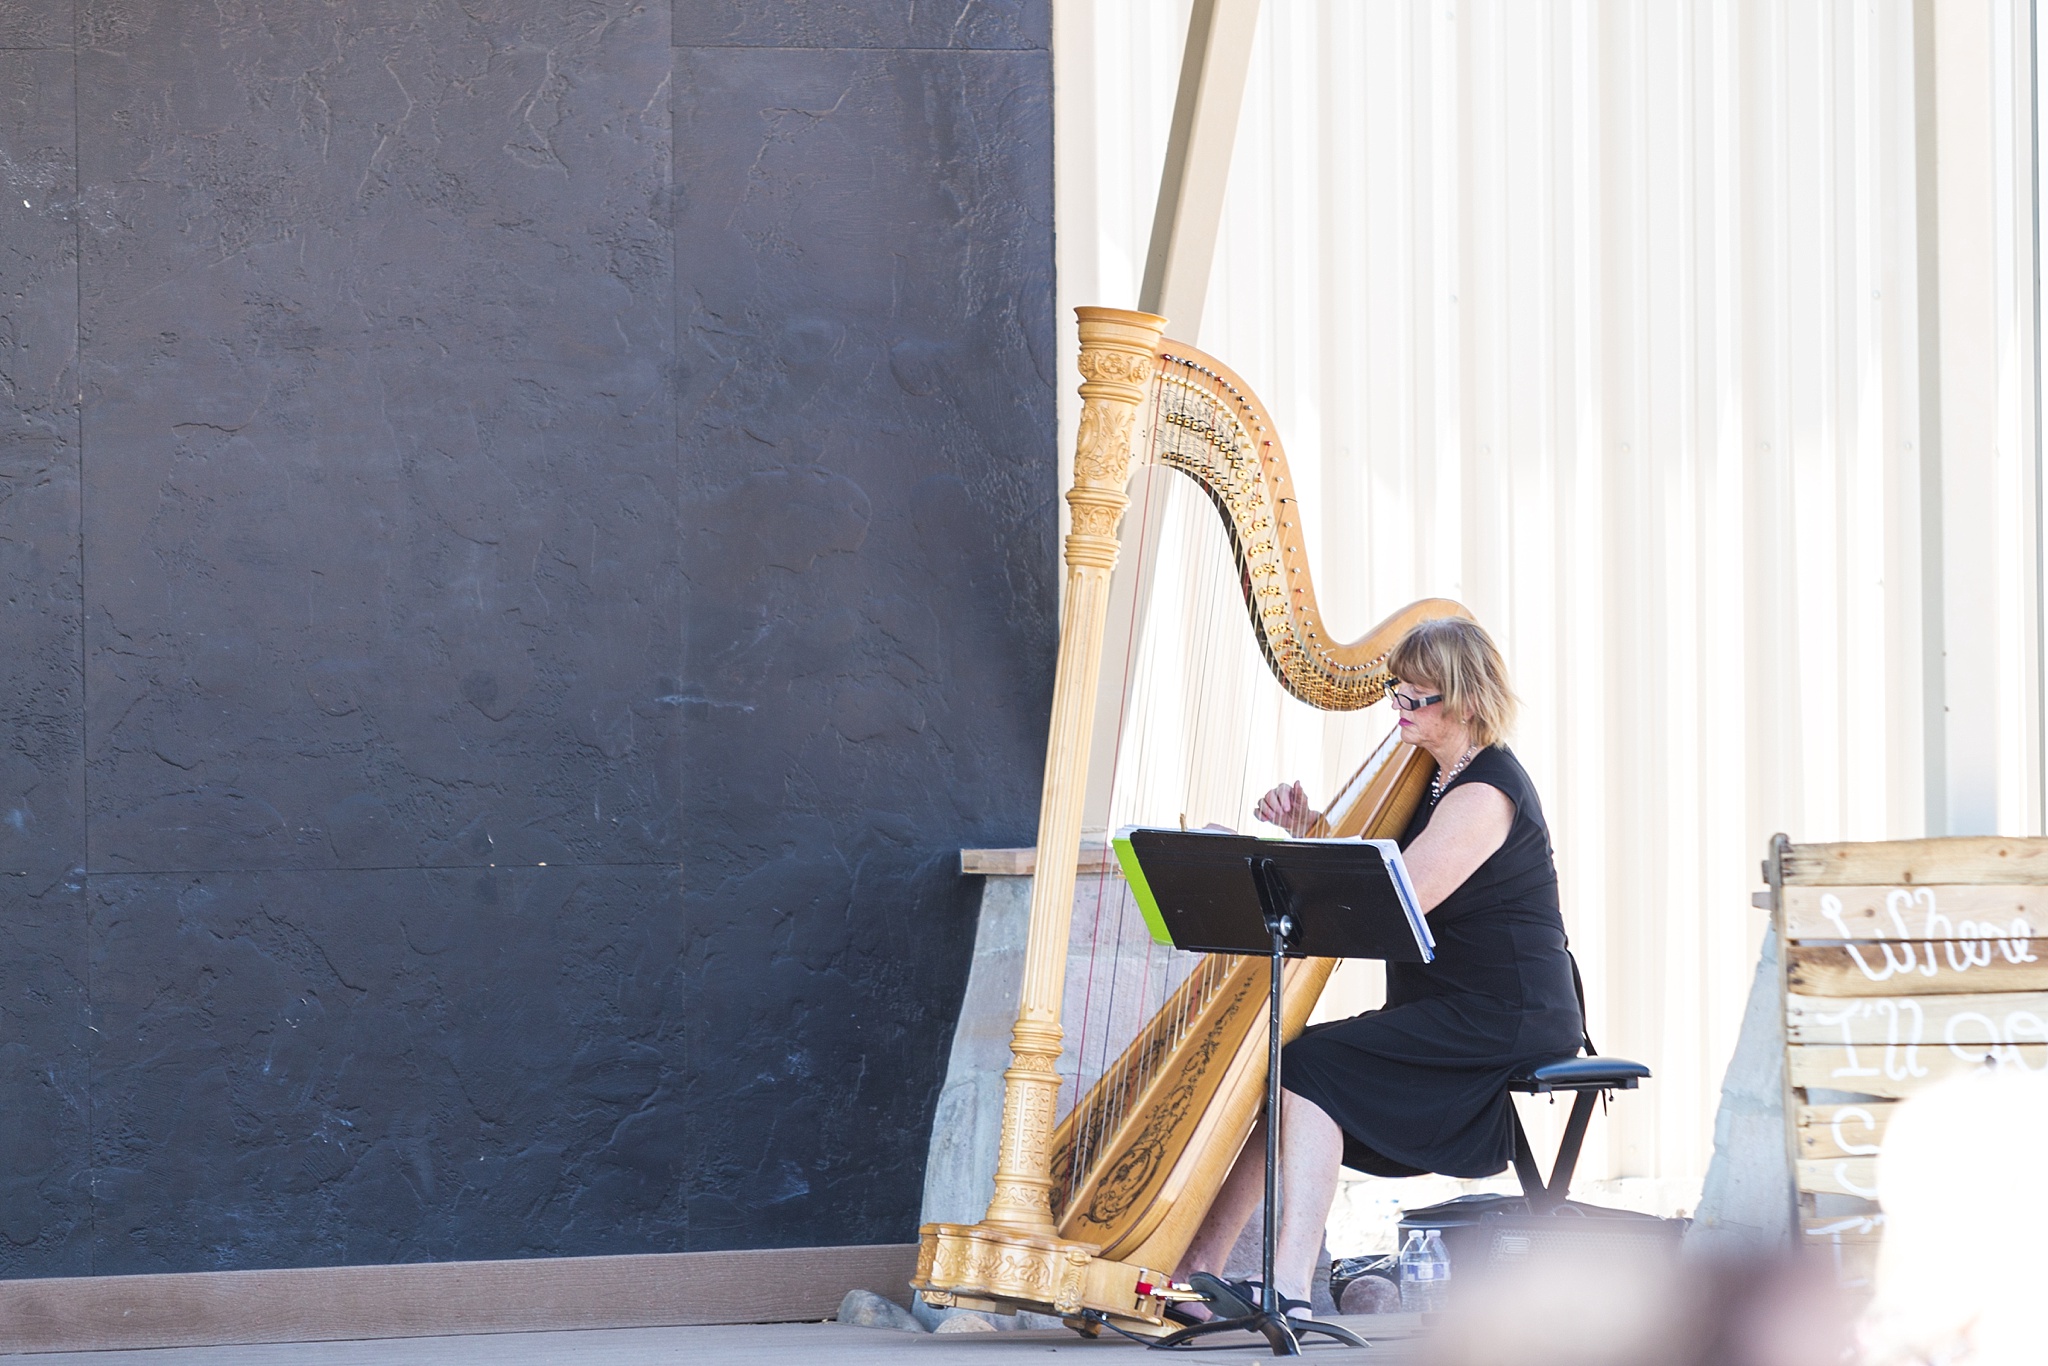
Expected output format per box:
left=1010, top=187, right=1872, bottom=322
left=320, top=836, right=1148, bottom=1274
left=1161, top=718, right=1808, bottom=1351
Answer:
left=1082, top=0, right=1262, bottom=837
left=1139, top=0, right=1263, bottom=336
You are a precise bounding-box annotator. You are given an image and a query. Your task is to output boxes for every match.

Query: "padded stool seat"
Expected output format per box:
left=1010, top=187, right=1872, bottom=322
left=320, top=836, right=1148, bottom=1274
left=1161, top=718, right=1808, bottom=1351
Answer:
left=1504, top=1054, right=1651, bottom=1212
left=1511, top=1055, right=1650, bottom=1093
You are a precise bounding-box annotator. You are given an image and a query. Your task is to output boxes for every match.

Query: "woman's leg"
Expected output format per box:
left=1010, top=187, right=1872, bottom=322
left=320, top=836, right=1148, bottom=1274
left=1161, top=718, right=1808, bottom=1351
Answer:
left=1176, top=1090, right=1347, bottom=1306
left=1178, top=1122, right=1269, bottom=1280
left=1273, top=1090, right=1344, bottom=1304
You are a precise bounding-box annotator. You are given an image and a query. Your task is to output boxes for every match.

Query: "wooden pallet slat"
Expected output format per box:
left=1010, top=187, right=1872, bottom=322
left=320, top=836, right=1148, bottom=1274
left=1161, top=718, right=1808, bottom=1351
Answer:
left=1801, top=1211, right=1885, bottom=1246
left=1800, top=1214, right=1884, bottom=1285
left=1785, top=991, right=2048, bottom=1045
left=1783, top=885, right=2047, bottom=942
left=1786, top=940, right=2048, bottom=996
left=1783, top=837, right=2048, bottom=887
left=1796, top=1156, right=1879, bottom=1199
left=1784, top=1042, right=2047, bottom=1098
left=1796, top=1102, right=1896, bottom=1158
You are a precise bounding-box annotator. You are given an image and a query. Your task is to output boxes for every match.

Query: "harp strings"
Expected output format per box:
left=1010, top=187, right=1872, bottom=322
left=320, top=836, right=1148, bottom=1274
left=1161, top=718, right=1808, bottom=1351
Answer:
left=1040, top=340, right=1436, bottom=1237
left=1052, top=359, right=1271, bottom=1218
left=1058, top=368, right=1173, bottom=1211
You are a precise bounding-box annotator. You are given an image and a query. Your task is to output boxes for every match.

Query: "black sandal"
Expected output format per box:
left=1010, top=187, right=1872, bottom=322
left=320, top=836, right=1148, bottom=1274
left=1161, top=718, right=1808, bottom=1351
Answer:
left=1214, top=1277, right=1313, bottom=1319
left=1249, top=1286, right=1313, bottom=1320
left=1185, top=1272, right=1260, bottom=1319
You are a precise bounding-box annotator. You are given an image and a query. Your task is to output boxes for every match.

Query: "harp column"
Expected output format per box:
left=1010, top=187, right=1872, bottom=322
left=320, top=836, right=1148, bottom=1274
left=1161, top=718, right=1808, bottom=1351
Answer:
left=982, top=306, right=1167, bottom=1235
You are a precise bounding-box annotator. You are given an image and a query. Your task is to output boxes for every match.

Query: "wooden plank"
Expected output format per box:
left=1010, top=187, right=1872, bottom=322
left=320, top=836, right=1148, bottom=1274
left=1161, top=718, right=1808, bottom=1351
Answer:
left=1796, top=1102, right=1896, bottom=1158
left=1818, top=1242, right=1879, bottom=1287
left=1802, top=1211, right=1885, bottom=1246
left=1797, top=1156, right=1880, bottom=1199
left=0, top=1244, right=920, bottom=1356
left=1786, top=991, right=2048, bottom=1045
left=1786, top=1042, right=2047, bottom=1097
left=1782, top=884, right=2047, bottom=942
left=961, top=847, right=1034, bottom=875
left=1801, top=1213, right=1884, bottom=1287
left=959, top=844, right=1117, bottom=876
left=1786, top=940, right=2048, bottom=995
left=1783, top=836, right=2048, bottom=886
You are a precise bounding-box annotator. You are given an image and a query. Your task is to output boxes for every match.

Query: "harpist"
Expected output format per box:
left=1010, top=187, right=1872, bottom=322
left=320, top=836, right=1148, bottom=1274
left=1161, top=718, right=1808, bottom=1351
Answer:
left=1177, top=617, right=1585, bottom=1319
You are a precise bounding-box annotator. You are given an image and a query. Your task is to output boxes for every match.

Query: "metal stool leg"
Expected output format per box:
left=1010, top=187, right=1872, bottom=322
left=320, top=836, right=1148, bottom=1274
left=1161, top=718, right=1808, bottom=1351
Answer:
left=1510, top=1106, right=1547, bottom=1200
left=1534, top=1090, right=1601, bottom=1213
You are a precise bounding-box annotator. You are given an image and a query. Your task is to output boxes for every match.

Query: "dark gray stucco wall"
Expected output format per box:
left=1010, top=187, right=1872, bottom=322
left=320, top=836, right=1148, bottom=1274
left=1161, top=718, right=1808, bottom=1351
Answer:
left=0, top=1, right=1054, bottom=1275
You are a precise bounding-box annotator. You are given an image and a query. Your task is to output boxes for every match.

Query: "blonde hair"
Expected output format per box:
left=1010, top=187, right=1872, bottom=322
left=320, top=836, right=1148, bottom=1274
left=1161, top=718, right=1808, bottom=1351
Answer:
left=1386, top=617, right=1518, bottom=748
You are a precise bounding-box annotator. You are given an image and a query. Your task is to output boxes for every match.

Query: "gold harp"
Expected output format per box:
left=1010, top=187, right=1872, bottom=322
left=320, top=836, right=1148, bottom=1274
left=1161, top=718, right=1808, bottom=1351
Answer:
left=913, top=307, right=1469, bottom=1332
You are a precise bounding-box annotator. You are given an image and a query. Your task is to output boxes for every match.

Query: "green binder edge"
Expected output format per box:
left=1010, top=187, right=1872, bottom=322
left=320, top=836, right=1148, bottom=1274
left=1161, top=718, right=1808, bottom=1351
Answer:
left=1112, top=832, right=1175, bottom=946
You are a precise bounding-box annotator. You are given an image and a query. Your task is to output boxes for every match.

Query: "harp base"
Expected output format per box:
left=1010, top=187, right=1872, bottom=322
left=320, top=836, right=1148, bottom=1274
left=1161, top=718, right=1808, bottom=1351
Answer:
left=912, top=1221, right=1175, bottom=1333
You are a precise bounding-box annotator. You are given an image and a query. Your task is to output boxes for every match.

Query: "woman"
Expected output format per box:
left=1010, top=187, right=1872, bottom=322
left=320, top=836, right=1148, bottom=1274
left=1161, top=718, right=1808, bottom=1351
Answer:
left=1176, top=617, right=1584, bottom=1318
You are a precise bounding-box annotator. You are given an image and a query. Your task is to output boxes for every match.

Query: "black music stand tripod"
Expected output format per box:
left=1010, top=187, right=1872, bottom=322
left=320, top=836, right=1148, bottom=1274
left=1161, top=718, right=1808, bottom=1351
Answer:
left=1118, top=831, right=1431, bottom=1355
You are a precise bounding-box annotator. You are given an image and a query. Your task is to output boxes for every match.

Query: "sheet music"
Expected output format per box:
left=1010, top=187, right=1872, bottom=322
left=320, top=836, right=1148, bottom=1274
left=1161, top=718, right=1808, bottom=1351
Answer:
left=1362, top=838, right=1433, bottom=951
left=1274, top=834, right=1432, bottom=952
left=1253, top=835, right=1433, bottom=950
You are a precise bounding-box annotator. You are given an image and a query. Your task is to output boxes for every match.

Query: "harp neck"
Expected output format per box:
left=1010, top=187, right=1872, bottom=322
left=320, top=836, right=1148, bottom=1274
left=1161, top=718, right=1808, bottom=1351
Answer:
left=1146, top=339, right=1469, bottom=710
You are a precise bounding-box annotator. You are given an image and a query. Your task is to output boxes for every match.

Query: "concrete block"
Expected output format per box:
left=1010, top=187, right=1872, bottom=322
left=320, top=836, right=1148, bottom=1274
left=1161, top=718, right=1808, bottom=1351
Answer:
left=1687, top=922, right=1796, bottom=1253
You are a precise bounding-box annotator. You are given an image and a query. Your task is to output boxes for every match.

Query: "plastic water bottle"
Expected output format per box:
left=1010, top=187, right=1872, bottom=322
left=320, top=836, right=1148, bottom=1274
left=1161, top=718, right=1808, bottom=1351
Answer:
left=1419, top=1229, right=1451, bottom=1313
left=1397, top=1230, right=1429, bottom=1311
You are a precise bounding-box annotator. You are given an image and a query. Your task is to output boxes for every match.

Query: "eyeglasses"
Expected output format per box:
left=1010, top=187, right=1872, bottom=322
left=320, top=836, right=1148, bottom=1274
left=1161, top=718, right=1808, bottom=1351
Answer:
left=1389, top=686, right=1444, bottom=713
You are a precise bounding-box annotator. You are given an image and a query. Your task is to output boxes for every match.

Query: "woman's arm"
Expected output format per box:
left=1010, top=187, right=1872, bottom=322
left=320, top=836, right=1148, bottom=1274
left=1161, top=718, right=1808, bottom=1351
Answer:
left=1402, top=782, right=1514, bottom=913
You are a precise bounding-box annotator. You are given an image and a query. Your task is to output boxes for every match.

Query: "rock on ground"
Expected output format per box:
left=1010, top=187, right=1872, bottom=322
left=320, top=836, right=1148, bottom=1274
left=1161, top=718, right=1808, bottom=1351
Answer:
left=933, top=1314, right=999, bottom=1333
left=1338, top=1275, right=1402, bottom=1314
left=911, top=1296, right=1067, bottom=1332
left=836, top=1288, right=925, bottom=1332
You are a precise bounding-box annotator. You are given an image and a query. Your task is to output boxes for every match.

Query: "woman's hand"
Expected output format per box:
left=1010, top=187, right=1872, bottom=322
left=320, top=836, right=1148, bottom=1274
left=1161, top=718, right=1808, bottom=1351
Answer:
left=1254, top=781, right=1324, bottom=838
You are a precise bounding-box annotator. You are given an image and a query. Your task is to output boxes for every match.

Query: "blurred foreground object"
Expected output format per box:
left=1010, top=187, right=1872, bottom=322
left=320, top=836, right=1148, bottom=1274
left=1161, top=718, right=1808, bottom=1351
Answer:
left=1862, top=1066, right=2048, bottom=1365
left=1420, top=1245, right=1851, bottom=1366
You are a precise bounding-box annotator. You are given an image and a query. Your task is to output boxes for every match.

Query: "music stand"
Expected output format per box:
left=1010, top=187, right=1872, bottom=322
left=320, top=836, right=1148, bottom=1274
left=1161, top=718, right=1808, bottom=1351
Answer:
left=1114, top=829, right=1434, bottom=1356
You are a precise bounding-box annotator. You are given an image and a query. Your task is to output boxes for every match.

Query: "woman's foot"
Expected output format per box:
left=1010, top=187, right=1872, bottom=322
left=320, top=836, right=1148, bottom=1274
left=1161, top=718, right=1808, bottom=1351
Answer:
left=1202, top=1276, right=1314, bottom=1321
left=1182, top=1272, right=1259, bottom=1322
left=1254, top=1286, right=1314, bottom=1321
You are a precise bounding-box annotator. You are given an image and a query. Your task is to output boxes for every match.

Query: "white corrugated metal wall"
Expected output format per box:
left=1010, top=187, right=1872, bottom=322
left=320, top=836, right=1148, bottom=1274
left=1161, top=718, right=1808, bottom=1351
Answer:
left=1053, top=0, right=2040, bottom=1207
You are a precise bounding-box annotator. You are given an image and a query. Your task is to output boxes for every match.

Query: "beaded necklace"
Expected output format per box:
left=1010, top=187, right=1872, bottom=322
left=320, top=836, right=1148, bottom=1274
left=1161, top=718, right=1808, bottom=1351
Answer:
left=1429, top=745, right=1481, bottom=805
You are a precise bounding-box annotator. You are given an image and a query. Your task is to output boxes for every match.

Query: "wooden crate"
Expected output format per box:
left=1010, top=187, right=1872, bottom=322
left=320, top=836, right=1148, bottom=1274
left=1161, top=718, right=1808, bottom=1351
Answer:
left=1769, top=836, right=2048, bottom=1287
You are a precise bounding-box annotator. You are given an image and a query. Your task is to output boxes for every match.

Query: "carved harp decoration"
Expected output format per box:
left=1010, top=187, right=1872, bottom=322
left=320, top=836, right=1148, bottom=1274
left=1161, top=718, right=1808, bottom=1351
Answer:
left=912, top=307, right=1469, bottom=1332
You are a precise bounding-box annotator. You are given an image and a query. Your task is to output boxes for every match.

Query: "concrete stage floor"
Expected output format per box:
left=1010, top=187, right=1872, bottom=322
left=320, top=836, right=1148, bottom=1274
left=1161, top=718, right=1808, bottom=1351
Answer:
left=4, top=1316, right=1420, bottom=1365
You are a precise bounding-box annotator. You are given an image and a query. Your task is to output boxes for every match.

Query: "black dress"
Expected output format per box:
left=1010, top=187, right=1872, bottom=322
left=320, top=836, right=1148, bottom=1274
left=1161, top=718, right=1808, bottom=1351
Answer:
left=1279, top=745, right=1584, bottom=1178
